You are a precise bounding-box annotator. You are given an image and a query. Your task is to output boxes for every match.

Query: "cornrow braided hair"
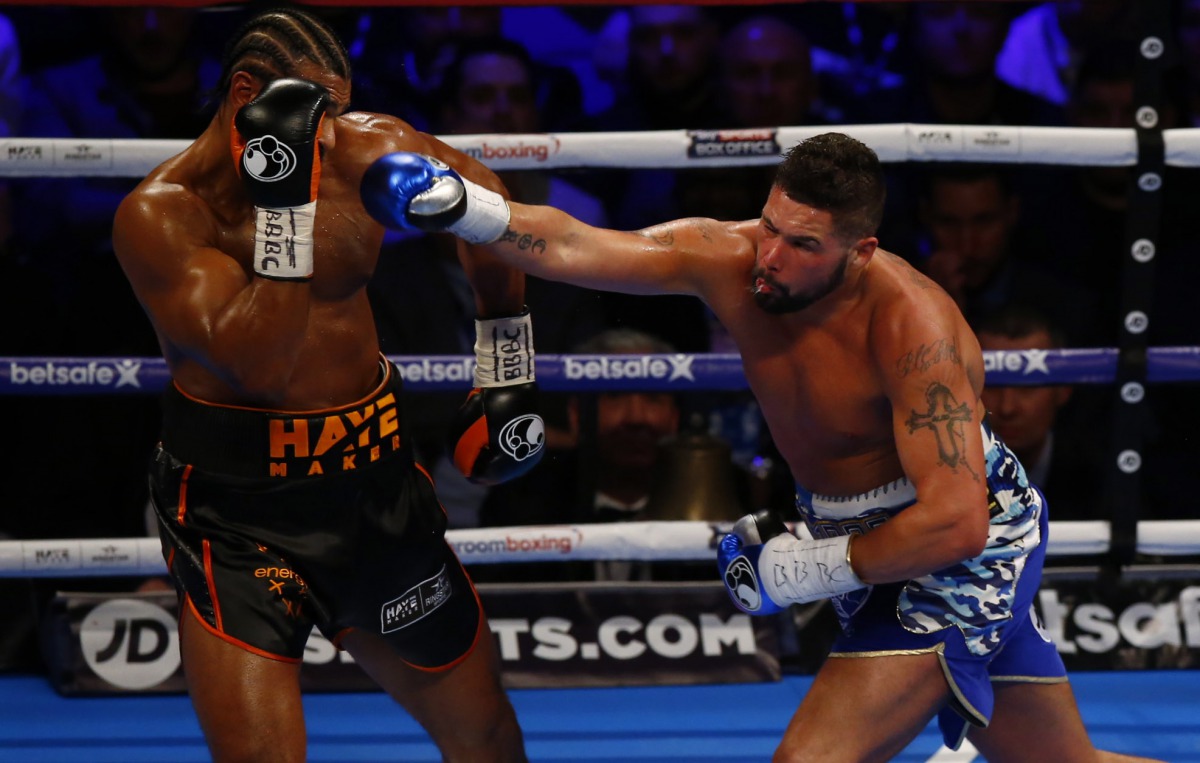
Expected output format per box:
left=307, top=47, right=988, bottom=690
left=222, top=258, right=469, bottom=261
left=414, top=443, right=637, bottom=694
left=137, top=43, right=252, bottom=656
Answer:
left=218, top=7, right=350, bottom=94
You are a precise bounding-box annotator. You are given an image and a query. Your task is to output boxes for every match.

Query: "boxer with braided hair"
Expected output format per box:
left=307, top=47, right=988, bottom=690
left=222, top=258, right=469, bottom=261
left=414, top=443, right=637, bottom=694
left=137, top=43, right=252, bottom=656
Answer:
left=114, top=8, right=537, bottom=762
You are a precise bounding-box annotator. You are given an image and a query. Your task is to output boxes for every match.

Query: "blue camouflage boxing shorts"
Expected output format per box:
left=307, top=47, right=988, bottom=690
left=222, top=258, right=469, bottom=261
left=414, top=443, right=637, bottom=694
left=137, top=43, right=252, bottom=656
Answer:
left=795, top=423, right=1067, bottom=750
left=149, top=359, right=483, bottom=670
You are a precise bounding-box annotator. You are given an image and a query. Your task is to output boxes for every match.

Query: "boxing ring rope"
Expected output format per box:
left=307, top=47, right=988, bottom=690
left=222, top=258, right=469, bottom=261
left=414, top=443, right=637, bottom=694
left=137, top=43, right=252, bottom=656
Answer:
left=3, top=118, right=1200, bottom=576
left=17, top=124, right=1200, bottom=177
left=1, top=348, right=1199, bottom=577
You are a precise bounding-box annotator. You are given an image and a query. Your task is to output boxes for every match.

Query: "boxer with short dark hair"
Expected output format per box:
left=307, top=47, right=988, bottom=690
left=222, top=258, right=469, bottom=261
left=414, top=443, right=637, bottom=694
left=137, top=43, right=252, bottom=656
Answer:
left=364, top=133, right=1162, bottom=762
left=112, top=8, right=537, bottom=762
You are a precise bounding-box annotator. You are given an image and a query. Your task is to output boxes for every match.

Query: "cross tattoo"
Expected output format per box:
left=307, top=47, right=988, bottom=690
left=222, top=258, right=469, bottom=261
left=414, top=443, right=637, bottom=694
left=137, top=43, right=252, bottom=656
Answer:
left=906, top=382, right=974, bottom=471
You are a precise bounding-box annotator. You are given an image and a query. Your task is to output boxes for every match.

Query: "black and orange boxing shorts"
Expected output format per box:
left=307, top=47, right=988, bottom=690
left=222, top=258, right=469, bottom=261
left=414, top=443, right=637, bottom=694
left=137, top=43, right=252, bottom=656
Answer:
left=149, top=360, right=482, bottom=669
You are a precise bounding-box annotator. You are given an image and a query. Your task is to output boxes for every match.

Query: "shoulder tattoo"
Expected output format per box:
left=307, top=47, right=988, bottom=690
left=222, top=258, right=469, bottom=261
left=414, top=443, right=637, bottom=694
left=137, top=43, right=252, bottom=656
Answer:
left=895, top=338, right=961, bottom=378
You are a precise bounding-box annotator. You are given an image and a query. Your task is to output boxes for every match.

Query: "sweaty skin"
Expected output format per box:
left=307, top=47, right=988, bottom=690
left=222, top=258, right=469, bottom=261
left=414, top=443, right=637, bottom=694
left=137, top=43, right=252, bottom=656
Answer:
left=487, top=188, right=991, bottom=586
left=114, top=65, right=521, bottom=411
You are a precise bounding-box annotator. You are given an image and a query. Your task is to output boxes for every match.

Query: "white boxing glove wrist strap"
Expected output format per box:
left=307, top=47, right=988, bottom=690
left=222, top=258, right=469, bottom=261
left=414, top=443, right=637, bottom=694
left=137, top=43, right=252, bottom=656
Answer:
left=253, top=202, right=316, bottom=280
left=760, top=534, right=864, bottom=606
left=449, top=177, right=511, bottom=245
left=474, top=311, right=535, bottom=387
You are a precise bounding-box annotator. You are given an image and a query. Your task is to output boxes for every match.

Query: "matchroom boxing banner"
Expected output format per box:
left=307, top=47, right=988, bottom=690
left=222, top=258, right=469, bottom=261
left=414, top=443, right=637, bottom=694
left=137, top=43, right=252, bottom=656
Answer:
left=43, top=582, right=781, bottom=696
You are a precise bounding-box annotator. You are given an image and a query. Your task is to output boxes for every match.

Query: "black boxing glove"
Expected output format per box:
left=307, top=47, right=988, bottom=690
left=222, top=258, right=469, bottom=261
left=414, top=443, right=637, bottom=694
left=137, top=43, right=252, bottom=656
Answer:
left=448, top=310, right=545, bottom=485
left=232, top=78, right=331, bottom=281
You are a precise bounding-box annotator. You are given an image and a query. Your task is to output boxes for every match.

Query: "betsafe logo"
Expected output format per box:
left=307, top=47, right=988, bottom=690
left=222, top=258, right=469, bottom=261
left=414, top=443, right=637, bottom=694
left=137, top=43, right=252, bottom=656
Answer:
left=981, top=349, right=1051, bottom=375
left=7, top=359, right=142, bottom=388
left=563, top=354, right=696, bottom=383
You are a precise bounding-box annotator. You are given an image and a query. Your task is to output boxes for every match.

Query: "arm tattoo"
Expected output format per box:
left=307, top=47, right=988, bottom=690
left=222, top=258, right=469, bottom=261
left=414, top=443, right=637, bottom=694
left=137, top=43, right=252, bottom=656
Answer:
left=499, top=226, right=547, bottom=256
left=641, top=229, right=675, bottom=246
left=895, top=338, right=961, bottom=378
left=905, top=382, right=980, bottom=482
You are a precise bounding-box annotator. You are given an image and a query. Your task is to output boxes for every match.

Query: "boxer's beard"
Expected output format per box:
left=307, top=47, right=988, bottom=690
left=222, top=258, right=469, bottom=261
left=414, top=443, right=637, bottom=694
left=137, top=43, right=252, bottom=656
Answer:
left=751, top=255, right=850, bottom=314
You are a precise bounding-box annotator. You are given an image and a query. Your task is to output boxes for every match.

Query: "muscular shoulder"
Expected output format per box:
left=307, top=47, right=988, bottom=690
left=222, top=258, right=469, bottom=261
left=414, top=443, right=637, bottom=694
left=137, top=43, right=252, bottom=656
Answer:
left=639, top=217, right=755, bottom=263
left=331, top=111, right=487, bottom=185
left=865, top=251, right=985, bottom=394
left=115, top=169, right=216, bottom=260
left=637, top=217, right=755, bottom=298
left=336, top=112, right=423, bottom=151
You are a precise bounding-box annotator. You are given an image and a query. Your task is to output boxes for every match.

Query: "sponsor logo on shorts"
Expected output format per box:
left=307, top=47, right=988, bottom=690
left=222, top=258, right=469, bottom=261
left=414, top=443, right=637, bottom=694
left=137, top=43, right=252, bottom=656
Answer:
left=461, top=136, right=560, bottom=164
left=81, top=599, right=181, bottom=690
left=266, top=391, right=401, bottom=478
left=381, top=565, right=452, bottom=633
left=687, top=129, right=780, bottom=159
left=982, top=349, right=1051, bottom=375
left=6, top=359, right=143, bottom=389
left=562, top=354, right=695, bottom=384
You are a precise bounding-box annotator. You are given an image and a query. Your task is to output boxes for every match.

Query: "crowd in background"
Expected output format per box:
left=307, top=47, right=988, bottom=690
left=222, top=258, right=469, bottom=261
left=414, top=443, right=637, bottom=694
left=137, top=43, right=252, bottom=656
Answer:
left=1, top=0, right=1199, bottom=672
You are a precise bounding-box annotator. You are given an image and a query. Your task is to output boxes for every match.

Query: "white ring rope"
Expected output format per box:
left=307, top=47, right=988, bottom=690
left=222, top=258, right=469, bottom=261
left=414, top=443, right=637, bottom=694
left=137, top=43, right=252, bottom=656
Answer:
left=10, top=123, right=1195, bottom=177
left=1, top=520, right=1197, bottom=578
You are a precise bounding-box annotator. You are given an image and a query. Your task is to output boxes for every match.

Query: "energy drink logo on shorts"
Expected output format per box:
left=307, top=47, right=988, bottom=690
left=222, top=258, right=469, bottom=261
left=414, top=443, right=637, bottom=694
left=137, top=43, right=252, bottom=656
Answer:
left=381, top=565, right=452, bottom=633
left=266, top=391, right=401, bottom=477
left=687, top=129, right=780, bottom=159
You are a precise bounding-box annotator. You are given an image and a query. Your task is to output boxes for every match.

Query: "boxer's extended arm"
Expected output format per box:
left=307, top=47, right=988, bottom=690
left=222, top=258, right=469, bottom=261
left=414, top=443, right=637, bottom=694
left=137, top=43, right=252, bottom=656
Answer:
left=359, top=151, right=718, bottom=298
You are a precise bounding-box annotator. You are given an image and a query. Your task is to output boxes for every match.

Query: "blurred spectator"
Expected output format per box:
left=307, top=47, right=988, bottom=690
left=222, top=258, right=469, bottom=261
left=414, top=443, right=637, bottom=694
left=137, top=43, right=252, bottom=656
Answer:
left=916, top=163, right=1102, bottom=348
left=974, top=305, right=1106, bottom=523
left=330, top=7, right=585, bottom=133
left=860, top=2, right=1066, bottom=260
left=587, top=5, right=723, bottom=230
left=477, top=328, right=748, bottom=582
left=995, top=0, right=1136, bottom=106
left=591, top=5, right=721, bottom=134
left=436, top=37, right=607, bottom=227
left=0, top=12, right=39, bottom=674
left=1179, top=0, right=1200, bottom=126
left=863, top=2, right=1065, bottom=127
left=719, top=14, right=818, bottom=131
left=2, top=8, right=213, bottom=546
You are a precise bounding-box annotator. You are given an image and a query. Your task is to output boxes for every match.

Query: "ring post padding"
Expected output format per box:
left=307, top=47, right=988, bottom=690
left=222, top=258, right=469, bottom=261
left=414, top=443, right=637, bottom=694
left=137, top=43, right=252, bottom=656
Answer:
left=1104, top=0, right=1171, bottom=568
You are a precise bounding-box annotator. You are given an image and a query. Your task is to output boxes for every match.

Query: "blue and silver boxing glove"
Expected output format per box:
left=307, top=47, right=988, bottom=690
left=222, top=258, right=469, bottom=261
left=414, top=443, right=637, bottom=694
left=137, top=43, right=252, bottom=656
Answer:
left=360, top=152, right=510, bottom=244
left=719, top=510, right=865, bottom=615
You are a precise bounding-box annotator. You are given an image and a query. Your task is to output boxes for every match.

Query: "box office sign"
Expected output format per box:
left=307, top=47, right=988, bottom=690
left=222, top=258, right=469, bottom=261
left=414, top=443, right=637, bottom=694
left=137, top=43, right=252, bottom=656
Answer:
left=46, top=582, right=780, bottom=695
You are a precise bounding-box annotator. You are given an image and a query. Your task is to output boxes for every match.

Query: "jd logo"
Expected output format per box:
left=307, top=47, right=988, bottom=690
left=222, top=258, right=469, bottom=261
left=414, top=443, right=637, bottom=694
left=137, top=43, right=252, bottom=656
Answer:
left=80, top=599, right=180, bottom=690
